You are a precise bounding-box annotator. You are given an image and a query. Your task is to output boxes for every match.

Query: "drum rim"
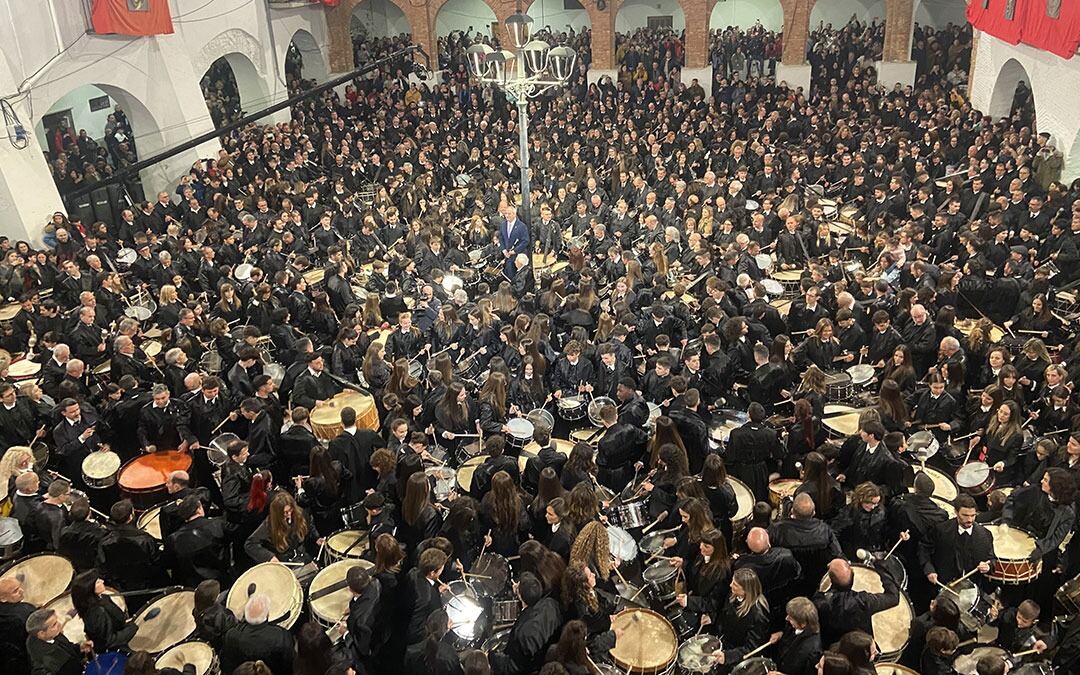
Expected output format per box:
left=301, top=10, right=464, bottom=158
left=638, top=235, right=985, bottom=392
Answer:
left=130, top=589, right=197, bottom=653
left=310, top=559, right=372, bottom=617
left=155, top=640, right=215, bottom=673
left=0, top=552, right=75, bottom=605
left=609, top=607, right=678, bottom=671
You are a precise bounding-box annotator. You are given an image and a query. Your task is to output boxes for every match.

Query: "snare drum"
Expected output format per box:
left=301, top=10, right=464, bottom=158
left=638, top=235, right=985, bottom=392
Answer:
left=913, top=465, right=958, bottom=503
left=492, top=599, right=521, bottom=626
left=820, top=566, right=912, bottom=661
left=505, top=417, right=534, bottom=451
left=442, top=579, right=488, bottom=650
left=607, top=500, right=648, bottom=529
left=137, top=504, right=163, bottom=540
left=557, top=396, right=587, bottom=422
left=227, top=563, right=303, bottom=629
left=129, top=590, right=196, bottom=654
left=525, top=408, right=555, bottom=433
left=953, top=647, right=1009, bottom=675
left=771, top=269, right=803, bottom=299
left=45, top=588, right=126, bottom=644
left=470, top=553, right=510, bottom=597
left=8, top=359, right=41, bottom=382
left=754, top=253, right=773, bottom=274
left=822, top=404, right=862, bottom=437
left=677, top=634, right=723, bottom=674
left=847, top=364, right=876, bottom=388
left=642, top=559, right=679, bottom=601
left=155, top=641, right=219, bottom=675
left=907, top=430, right=940, bottom=462
left=728, top=477, right=754, bottom=535
left=955, top=461, right=995, bottom=496
left=761, top=279, right=784, bottom=297
left=729, top=658, right=776, bottom=675
left=986, top=524, right=1042, bottom=584
left=824, top=371, right=853, bottom=403
left=309, top=559, right=374, bottom=629
left=819, top=198, right=839, bottom=220
left=1056, top=573, right=1080, bottom=616
left=324, top=529, right=369, bottom=562
left=310, top=392, right=380, bottom=440
left=426, top=466, right=457, bottom=502
left=0, top=553, right=73, bottom=606
left=768, top=478, right=801, bottom=510
left=608, top=525, right=639, bottom=562
left=82, top=450, right=121, bottom=488
left=118, top=450, right=193, bottom=510
left=609, top=608, right=678, bottom=674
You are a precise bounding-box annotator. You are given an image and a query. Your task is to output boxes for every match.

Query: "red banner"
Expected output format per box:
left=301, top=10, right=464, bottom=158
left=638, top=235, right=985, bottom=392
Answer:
left=91, top=0, right=174, bottom=37
left=968, top=0, right=1080, bottom=60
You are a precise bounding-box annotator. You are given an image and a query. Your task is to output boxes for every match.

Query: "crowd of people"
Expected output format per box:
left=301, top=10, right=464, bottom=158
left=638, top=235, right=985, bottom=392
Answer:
left=3, top=9, right=1080, bottom=675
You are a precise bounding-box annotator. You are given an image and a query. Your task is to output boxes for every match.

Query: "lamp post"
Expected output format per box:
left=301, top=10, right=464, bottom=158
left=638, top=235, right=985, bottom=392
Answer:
left=466, top=14, right=577, bottom=226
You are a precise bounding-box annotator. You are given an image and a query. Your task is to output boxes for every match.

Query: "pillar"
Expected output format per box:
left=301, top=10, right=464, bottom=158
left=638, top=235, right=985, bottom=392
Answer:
left=680, top=0, right=713, bottom=95
left=327, top=2, right=355, bottom=73
left=876, top=0, right=917, bottom=87
left=327, top=0, right=440, bottom=77
left=0, top=115, right=64, bottom=249
left=777, top=0, right=813, bottom=93
left=587, top=1, right=617, bottom=85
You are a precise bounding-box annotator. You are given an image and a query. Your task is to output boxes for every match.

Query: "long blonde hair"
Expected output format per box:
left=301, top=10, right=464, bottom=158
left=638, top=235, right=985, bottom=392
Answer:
left=0, top=446, right=32, bottom=502
left=732, top=567, right=768, bottom=618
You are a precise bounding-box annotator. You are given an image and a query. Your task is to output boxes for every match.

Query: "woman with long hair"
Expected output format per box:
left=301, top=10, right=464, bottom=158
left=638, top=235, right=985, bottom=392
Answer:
left=518, top=539, right=566, bottom=598
left=530, top=467, right=566, bottom=537
left=386, top=357, right=420, bottom=401
left=832, top=482, right=887, bottom=558
left=797, top=451, right=843, bottom=521
left=244, top=490, right=320, bottom=563
left=399, top=472, right=442, bottom=563
left=511, top=356, right=549, bottom=413
left=561, top=561, right=617, bottom=650
left=794, top=364, right=827, bottom=418
left=875, top=378, right=910, bottom=434
left=648, top=416, right=688, bottom=470
left=542, top=496, right=577, bottom=560
left=434, top=381, right=478, bottom=459
left=294, top=621, right=343, bottom=675
left=243, top=469, right=274, bottom=537
left=672, top=528, right=733, bottom=620
left=0, top=445, right=33, bottom=504
left=802, top=318, right=841, bottom=371
left=71, top=569, right=134, bottom=652
left=433, top=304, right=466, bottom=361
left=481, top=471, right=530, bottom=556
left=836, top=631, right=876, bottom=675
left=545, top=620, right=599, bottom=675
left=995, top=364, right=1026, bottom=407
left=561, top=443, right=598, bottom=492
left=969, top=400, right=1024, bottom=485
left=786, top=399, right=825, bottom=477
left=881, top=345, right=917, bottom=394
left=477, top=371, right=512, bottom=437
left=362, top=341, right=391, bottom=395
left=403, top=608, right=461, bottom=675
left=569, top=521, right=614, bottom=590
left=710, top=568, right=769, bottom=667
left=700, top=456, right=738, bottom=547
left=298, top=445, right=346, bottom=534
left=640, top=444, right=689, bottom=522
left=665, top=498, right=715, bottom=561
left=213, top=282, right=244, bottom=324
left=1016, top=338, right=1052, bottom=403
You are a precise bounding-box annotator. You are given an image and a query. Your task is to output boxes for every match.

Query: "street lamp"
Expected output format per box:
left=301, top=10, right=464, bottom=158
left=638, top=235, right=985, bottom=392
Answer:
left=466, top=12, right=577, bottom=225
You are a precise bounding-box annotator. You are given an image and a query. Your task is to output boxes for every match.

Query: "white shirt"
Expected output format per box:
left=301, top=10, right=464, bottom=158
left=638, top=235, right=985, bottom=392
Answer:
left=865, top=442, right=880, bottom=455
left=958, top=526, right=973, bottom=536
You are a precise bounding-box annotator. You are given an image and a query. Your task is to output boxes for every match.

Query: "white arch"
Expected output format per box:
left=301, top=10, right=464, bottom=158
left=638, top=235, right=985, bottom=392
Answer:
left=351, top=0, right=412, bottom=39
left=288, top=29, right=329, bottom=84
left=988, top=58, right=1033, bottom=120
left=615, top=0, right=686, bottom=32
left=809, top=0, right=885, bottom=30
left=913, top=0, right=968, bottom=28
left=528, top=0, right=590, bottom=33
left=435, top=0, right=498, bottom=39
left=710, top=0, right=783, bottom=31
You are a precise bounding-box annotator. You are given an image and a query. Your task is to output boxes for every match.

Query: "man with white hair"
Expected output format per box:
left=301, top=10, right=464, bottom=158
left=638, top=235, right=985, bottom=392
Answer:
left=220, top=593, right=294, bottom=675
left=901, top=303, right=937, bottom=376
left=509, top=253, right=534, bottom=297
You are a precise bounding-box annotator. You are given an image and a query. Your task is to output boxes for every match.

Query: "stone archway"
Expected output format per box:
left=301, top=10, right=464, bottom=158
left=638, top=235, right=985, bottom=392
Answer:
left=710, top=0, right=784, bottom=30
left=988, top=57, right=1035, bottom=122
left=352, top=0, right=412, bottom=39
left=287, top=29, right=329, bottom=85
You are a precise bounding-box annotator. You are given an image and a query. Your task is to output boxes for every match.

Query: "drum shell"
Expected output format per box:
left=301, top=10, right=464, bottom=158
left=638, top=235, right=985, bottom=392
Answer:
left=324, top=529, right=370, bottom=563
left=557, top=397, right=588, bottom=422
left=824, top=372, right=853, bottom=403
left=955, top=462, right=995, bottom=497
left=118, top=451, right=193, bottom=510
left=155, top=641, right=220, bottom=675
left=607, top=500, right=647, bottom=530
left=82, top=451, right=121, bottom=489
left=505, top=418, right=534, bottom=450
left=642, top=560, right=679, bottom=601
left=310, top=393, right=379, bottom=441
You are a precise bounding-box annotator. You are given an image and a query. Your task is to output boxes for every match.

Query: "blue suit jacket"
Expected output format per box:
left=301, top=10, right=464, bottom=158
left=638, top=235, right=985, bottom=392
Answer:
left=500, top=218, right=530, bottom=273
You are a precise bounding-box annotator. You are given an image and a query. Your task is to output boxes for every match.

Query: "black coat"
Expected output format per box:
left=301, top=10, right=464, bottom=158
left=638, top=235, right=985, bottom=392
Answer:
left=0, top=600, right=34, bottom=674
left=595, top=423, right=649, bottom=491
left=98, top=523, right=164, bottom=590
left=813, top=568, right=900, bottom=649
left=220, top=622, right=295, bottom=675
left=328, top=428, right=381, bottom=504
left=494, top=598, right=563, bottom=675
left=165, top=516, right=230, bottom=586
left=81, top=598, right=136, bottom=651
left=775, top=629, right=823, bottom=675
left=726, top=422, right=782, bottom=502
left=404, top=568, right=443, bottom=644
left=27, top=634, right=84, bottom=675
left=768, top=518, right=842, bottom=598
left=716, top=600, right=770, bottom=664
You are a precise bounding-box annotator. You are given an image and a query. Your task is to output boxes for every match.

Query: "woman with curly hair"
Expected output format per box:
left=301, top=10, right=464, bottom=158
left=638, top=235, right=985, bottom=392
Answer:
left=560, top=562, right=618, bottom=653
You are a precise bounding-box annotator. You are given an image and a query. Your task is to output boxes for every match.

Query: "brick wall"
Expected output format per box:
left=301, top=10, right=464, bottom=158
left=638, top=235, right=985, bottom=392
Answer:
left=882, top=0, right=914, bottom=62
left=779, top=0, right=814, bottom=65
left=683, top=0, right=712, bottom=69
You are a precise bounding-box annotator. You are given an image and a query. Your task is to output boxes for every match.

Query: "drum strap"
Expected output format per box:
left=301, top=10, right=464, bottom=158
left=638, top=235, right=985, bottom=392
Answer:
left=309, top=578, right=350, bottom=602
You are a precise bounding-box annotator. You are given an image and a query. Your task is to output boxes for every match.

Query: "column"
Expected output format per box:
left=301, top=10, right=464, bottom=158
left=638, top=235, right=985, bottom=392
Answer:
left=587, top=2, right=617, bottom=85
left=326, top=1, right=356, bottom=74
left=877, top=0, right=917, bottom=87
left=0, top=117, right=64, bottom=249
left=680, top=0, right=714, bottom=95
left=777, top=0, right=813, bottom=93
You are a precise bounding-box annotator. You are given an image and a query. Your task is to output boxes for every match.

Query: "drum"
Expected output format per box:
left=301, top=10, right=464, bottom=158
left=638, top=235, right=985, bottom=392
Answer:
left=144, top=340, right=163, bottom=358
left=709, top=409, right=749, bottom=445
left=728, top=477, right=754, bottom=534
left=470, top=553, right=510, bottom=597
left=505, top=417, right=534, bottom=451
left=480, top=628, right=510, bottom=654
left=847, top=364, right=875, bottom=388
left=914, top=465, right=958, bottom=503
left=324, top=529, right=369, bottom=562
left=1011, top=666, right=1054, bottom=675
left=86, top=653, right=128, bottom=675
left=227, top=563, right=304, bottom=630
left=869, top=553, right=909, bottom=591
left=955, top=461, right=995, bottom=497
left=116, top=247, right=138, bottom=265
left=521, top=438, right=575, bottom=458
left=303, top=268, right=325, bottom=287
left=525, top=408, right=555, bottom=433
left=1056, top=573, right=1080, bottom=616
left=45, top=588, right=126, bottom=644
left=309, top=558, right=374, bottom=629
left=642, top=559, right=679, bottom=601
left=456, top=455, right=528, bottom=494
left=761, top=279, right=784, bottom=297
left=647, top=402, right=662, bottom=428
left=950, top=577, right=988, bottom=622
left=310, top=391, right=379, bottom=440
left=609, top=608, right=678, bottom=674
left=137, top=504, right=163, bottom=540
left=493, top=599, right=520, bottom=626
left=81, top=450, right=121, bottom=489
left=677, top=634, right=723, bottom=674
left=986, top=524, right=1042, bottom=584
left=155, top=641, right=219, bottom=675
left=0, top=517, right=22, bottom=561
left=824, top=372, right=853, bottom=403
left=907, top=430, right=940, bottom=462
left=608, top=500, right=648, bottom=529
left=839, top=204, right=860, bottom=226
left=442, top=579, right=488, bottom=650
left=532, top=253, right=556, bottom=270
left=557, top=395, right=587, bottom=422
left=953, top=647, right=1009, bottom=675
left=728, top=658, right=776, bottom=675
left=771, top=269, right=803, bottom=299
left=587, top=396, right=617, bottom=426
left=129, top=590, right=196, bottom=654
left=754, top=254, right=774, bottom=275
left=875, top=665, right=919, bottom=675
left=118, top=451, right=193, bottom=510
left=568, top=427, right=604, bottom=447
left=207, top=433, right=237, bottom=467
left=768, top=478, right=801, bottom=511
left=823, top=404, right=862, bottom=437
left=608, top=525, right=639, bottom=562
left=8, top=359, right=41, bottom=382
left=819, top=566, right=912, bottom=661
left=426, top=466, right=457, bottom=502
left=819, top=198, right=839, bottom=220
left=0, top=553, right=73, bottom=606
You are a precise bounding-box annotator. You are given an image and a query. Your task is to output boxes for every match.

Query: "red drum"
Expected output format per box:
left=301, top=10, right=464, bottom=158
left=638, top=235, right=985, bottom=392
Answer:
left=986, top=524, right=1042, bottom=585
left=118, top=451, right=193, bottom=510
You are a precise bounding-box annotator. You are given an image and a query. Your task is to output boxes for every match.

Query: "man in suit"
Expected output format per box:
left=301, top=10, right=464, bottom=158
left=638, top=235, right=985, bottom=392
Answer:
left=137, top=384, right=196, bottom=453
left=919, top=494, right=993, bottom=586
left=500, top=205, right=530, bottom=276
left=25, top=607, right=92, bottom=675
left=52, top=398, right=103, bottom=484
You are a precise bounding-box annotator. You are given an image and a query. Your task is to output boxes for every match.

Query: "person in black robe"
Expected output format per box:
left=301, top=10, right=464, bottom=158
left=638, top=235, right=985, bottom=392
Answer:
left=291, top=352, right=343, bottom=410
left=71, top=570, right=135, bottom=653
left=26, top=607, right=92, bottom=675
left=725, top=403, right=782, bottom=502
left=137, top=385, right=196, bottom=452
left=813, top=558, right=900, bottom=650
left=164, top=495, right=230, bottom=586
left=404, top=548, right=448, bottom=644
left=403, top=608, right=463, bottom=675
left=919, top=494, right=994, bottom=586
left=594, top=403, right=649, bottom=491
left=836, top=419, right=906, bottom=498
left=346, top=566, right=382, bottom=674
left=219, top=594, right=295, bottom=675
left=326, top=406, right=381, bottom=505
left=772, top=597, right=824, bottom=675
left=99, top=499, right=166, bottom=591
left=0, top=578, right=35, bottom=674
left=491, top=572, right=562, bottom=675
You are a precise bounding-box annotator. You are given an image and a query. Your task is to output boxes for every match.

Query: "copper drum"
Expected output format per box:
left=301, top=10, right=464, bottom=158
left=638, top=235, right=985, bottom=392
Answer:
left=609, top=608, right=678, bottom=674
left=227, top=563, right=304, bottom=630
left=310, top=559, right=374, bottom=630
left=986, top=524, right=1042, bottom=584
left=137, top=504, right=163, bottom=541
left=129, top=590, right=196, bottom=654
left=820, top=566, right=912, bottom=662
left=769, top=478, right=802, bottom=510
left=913, top=466, right=959, bottom=503
left=771, top=269, right=803, bottom=299
left=8, top=359, right=41, bottom=382
left=118, top=451, right=193, bottom=510
left=955, top=461, right=995, bottom=497
left=456, top=455, right=528, bottom=494
left=953, top=647, right=1009, bottom=675
left=156, top=641, right=219, bottom=675
left=45, top=589, right=126, bottom=644
left=82, top=450, right=121, bottom=489
left=521, top=438, right=574, bottom=458
left=823, top=404, right=862, bottom=437
left=728, top=477, right=754, bottom=535
left=324, top=529, right=370, bottom=563
left=310, top=391, right=379, bottom=441
left=0, top=553, right=74, bottom=606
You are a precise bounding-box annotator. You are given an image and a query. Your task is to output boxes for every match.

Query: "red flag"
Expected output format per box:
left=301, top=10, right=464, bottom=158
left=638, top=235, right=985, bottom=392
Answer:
left=321, top=0, right=342, bottom=6
left=91, top=0, right=174, bottom=37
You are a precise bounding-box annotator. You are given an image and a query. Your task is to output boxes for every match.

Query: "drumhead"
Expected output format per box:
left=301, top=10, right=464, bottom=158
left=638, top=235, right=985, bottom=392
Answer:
left=83, top=451, right=121, bottom=478
left=915, top=466, right=958, bottom=502
left=137, top=505, right=162, bottom=540
left=609, top=609, right=677, bottom=672
left=953, top=647, right=1008, bottom=675
left=1, top=554, right=73, bottom=606
left=728, top=477, right=754, bottom=523
left=8, top=360, right=41, bottom=377
left=956, top=462, right=990, bottom=488
left=326, top=530, right=369, bottom=559
left=875, top=665, right=919, bottom=675
left=156, top=642, right=215, bottom=675
left=730, top=658, right=776, bottom=675
left=310, top=559, right=373, bottom=624
left=506, top=417, right=533, bottom=439
left=129, top=590, right=196, bottom=654
left=227, top=563, right=302, bottom=628
left=820, top=566, right=912, bottom=657
left=986, top=524, right=1037, bottom=559
left=678, top=634, right=723, bottom=671
left=643, top=560, right=678, bottom=584
left=118, top=451, right=192, bottom=492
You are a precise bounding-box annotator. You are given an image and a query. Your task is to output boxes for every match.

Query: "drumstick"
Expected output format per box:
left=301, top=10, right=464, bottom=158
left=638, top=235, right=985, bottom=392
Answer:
left=947, top=565, right=982, bottom=587
left=883, top=532, right=906, bottom=561
left=478, top=529, right=492, bottom=559
left=612, top=563, right=630, bottom=586
left=1011, top=648, right=1041, bottom=658
left=952, top=431, right=979, bottom=442
left=641, top=511, right=669, bottom=534
left=933, top=579, right=960, bottom=597
left=626, top=584, right=647, bottom=604
left=739, top=641, right=774, bottom=660
left=463, top=573, right=492, bottom=579
left=210, top=411, right=238, bottom=436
